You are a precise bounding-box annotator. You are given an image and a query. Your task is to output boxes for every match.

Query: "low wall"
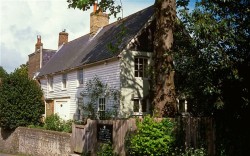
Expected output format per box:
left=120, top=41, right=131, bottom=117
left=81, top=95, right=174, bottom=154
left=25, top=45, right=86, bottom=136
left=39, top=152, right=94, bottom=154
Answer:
left=0, top=128, right=18, bottom=154
left=0, top=127, right=72, bottom=156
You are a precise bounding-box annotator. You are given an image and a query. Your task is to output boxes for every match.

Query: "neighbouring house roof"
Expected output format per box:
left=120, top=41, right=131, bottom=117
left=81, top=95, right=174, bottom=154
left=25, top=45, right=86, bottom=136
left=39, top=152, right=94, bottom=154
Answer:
left=37, top=5, right=154, bottom=77
left=28, top=49, right=56, bottom=66
left=41, top=49, right=57, bottom=66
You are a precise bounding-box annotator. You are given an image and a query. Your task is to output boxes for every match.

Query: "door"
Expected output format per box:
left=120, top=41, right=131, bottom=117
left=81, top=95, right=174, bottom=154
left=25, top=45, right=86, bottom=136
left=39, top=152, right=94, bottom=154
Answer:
left=54, top=99, right=70, bottom=120
left=46, top=100, right=54, bottom=117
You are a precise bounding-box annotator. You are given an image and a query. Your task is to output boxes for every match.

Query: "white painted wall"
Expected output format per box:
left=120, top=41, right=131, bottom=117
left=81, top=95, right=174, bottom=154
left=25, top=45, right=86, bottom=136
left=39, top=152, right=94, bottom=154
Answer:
left=40, top=59, right=121, bottom=120
left=119, top=50, right=152, bottom=117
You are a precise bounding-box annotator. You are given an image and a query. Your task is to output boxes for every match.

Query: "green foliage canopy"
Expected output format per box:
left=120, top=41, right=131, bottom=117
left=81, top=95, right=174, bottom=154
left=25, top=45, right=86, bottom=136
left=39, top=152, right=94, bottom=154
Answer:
left=0, top=65, right=44, bottom=129
left=175, top=0, right=250, bottom=115
left=175, top=0, right=250, bottom=154
left=0, top=66, right=8, bottom=78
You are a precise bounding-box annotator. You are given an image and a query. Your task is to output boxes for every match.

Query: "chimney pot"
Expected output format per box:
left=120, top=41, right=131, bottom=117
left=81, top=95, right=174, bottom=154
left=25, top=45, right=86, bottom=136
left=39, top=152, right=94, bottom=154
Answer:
left=93, top=1, right=97, bottom=13
left=35, top=35, right=43, bottom=52
left=58, top=30, right=68, bottom=48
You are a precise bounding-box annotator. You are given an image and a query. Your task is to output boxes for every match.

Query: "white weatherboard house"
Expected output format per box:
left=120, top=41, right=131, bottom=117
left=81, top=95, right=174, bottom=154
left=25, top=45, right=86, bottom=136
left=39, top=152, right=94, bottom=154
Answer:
left=35, top=6, right=155, bottom=120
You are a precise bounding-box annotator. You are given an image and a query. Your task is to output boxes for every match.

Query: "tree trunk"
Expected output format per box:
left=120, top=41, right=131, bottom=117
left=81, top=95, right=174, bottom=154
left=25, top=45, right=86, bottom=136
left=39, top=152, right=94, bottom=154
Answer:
left=153, top=0, right=177, bottom=117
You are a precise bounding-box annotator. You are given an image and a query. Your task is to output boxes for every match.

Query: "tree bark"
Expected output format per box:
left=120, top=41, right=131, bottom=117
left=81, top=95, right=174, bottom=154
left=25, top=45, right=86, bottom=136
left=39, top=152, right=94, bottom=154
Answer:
left=153, top=0, right=177, bottom=117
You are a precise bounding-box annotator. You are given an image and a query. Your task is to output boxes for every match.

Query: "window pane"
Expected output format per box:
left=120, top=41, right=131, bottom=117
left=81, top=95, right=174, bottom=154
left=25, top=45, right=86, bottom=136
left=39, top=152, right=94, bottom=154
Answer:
left=134, top=57, right=148, bottom=78
left=62, top=74, right=67, bottom=88
left=142, top=99, right=147, bottom=112
left=133, top=99, right=139, bottom=112
left=78, top=70, right=83, bottom=84
left=99, top=98, right=106, bottom=119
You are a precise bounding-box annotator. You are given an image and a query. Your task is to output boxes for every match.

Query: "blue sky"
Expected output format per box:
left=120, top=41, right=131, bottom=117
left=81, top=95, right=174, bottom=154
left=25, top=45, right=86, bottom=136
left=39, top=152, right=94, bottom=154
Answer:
left=0, top=0, right=195, bottom=73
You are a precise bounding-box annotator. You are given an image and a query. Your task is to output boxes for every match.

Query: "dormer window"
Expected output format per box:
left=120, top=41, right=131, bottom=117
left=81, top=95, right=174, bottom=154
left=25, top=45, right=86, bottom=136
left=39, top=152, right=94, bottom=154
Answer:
left=134, top=57, right=148, bottom=78
left=62, top=74, right=67, bottom=89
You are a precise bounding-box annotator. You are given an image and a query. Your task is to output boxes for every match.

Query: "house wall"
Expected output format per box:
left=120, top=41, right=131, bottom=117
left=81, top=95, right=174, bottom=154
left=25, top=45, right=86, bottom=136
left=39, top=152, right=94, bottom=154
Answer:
left=40, top=59, right=120, bottom=120
left=120, top=50, right=152, bottom=117
left=28, top=52, right=41, bottom=79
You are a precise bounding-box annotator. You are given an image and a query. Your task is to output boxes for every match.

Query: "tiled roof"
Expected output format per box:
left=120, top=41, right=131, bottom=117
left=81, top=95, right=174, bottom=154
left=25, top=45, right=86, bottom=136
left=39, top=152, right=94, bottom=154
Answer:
left=38, top=6, right=154, bottom=77
left=42, top=49, right=56, bottom=66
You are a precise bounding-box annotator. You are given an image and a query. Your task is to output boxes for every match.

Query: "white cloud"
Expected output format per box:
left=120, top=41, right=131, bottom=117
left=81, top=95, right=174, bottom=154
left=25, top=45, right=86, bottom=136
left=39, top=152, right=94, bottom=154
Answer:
left=0, top=0, right=154, bottom=73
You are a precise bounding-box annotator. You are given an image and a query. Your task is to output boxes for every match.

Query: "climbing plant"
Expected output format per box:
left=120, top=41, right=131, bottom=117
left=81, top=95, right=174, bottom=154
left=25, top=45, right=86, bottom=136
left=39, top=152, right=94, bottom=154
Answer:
left=80, top=76, right=120, bottom=120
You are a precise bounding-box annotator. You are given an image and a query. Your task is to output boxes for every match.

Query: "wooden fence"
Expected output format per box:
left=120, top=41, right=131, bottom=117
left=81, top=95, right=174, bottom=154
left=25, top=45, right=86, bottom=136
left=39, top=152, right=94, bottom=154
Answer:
left=72, top=116, right=215, bottom=155
left=71, top=119, right=137, bottom=155
left=176, top=115, right=215, bottom=155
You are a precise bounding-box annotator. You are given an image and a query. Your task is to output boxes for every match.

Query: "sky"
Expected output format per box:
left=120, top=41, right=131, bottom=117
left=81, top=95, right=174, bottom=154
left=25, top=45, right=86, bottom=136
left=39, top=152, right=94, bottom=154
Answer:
left=0, top=0, right=155, bottom=73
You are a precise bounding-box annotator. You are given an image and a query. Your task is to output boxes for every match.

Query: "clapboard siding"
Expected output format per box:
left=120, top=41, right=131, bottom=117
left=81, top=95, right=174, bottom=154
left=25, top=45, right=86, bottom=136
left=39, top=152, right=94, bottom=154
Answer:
left=82, top=61, right=121, bottom=111
left=40, top=59, right=120, bottom=120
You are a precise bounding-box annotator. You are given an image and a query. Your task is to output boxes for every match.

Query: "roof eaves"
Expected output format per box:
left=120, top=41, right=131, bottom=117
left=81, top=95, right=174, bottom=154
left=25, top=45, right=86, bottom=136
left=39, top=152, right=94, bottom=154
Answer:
left=125, top=14, right=155, bottom=50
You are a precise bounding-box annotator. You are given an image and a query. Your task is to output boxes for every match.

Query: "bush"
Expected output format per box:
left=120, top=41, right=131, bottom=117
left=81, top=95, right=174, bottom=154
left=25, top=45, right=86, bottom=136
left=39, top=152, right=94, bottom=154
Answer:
left=0, top=65, right=44, bottom=130
left=44, top=114, right=62, bottom=131
left=44, top=114, right=72, bottom=133
left=97, top=142, right=117, bottom=156
left=125, top=116, right=175, bottom=156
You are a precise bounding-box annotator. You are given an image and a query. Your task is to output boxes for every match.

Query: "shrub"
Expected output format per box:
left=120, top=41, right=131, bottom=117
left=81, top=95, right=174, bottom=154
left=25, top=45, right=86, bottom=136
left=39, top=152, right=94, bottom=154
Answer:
left=125, top=115, right=175, bottom=156
left=97, top=142, right=117, bottom=156
left=44, top=114, right=62, bottom=131
left=44, top=114, right=72, bottom=133
left=0, top=65, right=44, bottom=130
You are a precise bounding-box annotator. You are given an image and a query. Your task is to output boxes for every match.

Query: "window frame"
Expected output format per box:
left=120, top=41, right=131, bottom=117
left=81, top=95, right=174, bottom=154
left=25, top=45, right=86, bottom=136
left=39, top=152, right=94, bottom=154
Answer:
left=48, top=76, right=53, bottom=92
left=134, top=57, right=148, bottom=78
left=62, top=73, right=67, bottom=90
left=98, top=97, right=106, bottom=119
left=133, top=98, right=148, bottom=115
left=77, top=69, right=83, bottom=87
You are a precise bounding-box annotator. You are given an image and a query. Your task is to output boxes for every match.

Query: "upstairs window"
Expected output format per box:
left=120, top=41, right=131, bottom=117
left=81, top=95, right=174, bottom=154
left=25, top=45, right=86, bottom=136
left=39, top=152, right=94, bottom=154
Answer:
left=134, top=57, right=148, bottom=78
left=77, top=69, right=83, bottom=86
left=48, top=76, right=53, bottom=91
left=62, top=74, right=67, bottom=89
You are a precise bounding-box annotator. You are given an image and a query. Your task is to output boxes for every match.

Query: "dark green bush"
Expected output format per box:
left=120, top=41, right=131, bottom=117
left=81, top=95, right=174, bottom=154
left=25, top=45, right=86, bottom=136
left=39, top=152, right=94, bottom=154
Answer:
left=0, top=65, right=44, bottom=130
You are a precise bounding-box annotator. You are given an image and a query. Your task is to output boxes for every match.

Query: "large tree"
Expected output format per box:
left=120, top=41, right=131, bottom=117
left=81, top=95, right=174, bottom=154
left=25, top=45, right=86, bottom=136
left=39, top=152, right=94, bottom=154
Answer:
left=176, top=0, right=250, bottom=154
left=0, top=65, right=44, bottom=129
left=67, top=0, right=178, bottom=117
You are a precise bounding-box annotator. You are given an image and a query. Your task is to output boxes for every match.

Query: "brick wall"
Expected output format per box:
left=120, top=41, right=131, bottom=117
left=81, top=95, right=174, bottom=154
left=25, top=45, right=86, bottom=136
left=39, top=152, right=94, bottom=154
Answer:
left=28, top=52, right=40, bottom=79
left=90, top=12, right=109, bottom=37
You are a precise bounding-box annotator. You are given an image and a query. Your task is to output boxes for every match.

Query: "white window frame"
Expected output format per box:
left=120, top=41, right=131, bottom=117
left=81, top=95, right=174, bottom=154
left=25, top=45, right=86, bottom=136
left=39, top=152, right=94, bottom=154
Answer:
left=134, top=57, right=148, bottom=78
left=48, top=76, right=53, bottom=92
left=62, top=74, right=67, bottom=90
left=77, top=69, right=83, bottom=87
left=98, top=98, right=106, bottom=119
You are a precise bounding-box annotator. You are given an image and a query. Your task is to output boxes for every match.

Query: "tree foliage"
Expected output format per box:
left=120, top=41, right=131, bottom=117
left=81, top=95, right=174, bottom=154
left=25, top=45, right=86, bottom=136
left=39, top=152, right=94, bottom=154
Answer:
left=175, top=0, right=250, bottom=154
left=0, top=65, right=44, bottom=129
left=175, top=0, right=250, bottom=116
left=0, top=66, right=8, bottom=78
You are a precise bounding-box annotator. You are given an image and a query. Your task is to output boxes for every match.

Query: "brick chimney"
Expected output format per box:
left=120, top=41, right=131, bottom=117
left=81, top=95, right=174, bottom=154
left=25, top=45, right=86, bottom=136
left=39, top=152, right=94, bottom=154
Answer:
left=90, top=1, right=109, bottom=37
left=58, top=29, right=68, bottom=48
left=35, top=35, right=43, bottom=52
